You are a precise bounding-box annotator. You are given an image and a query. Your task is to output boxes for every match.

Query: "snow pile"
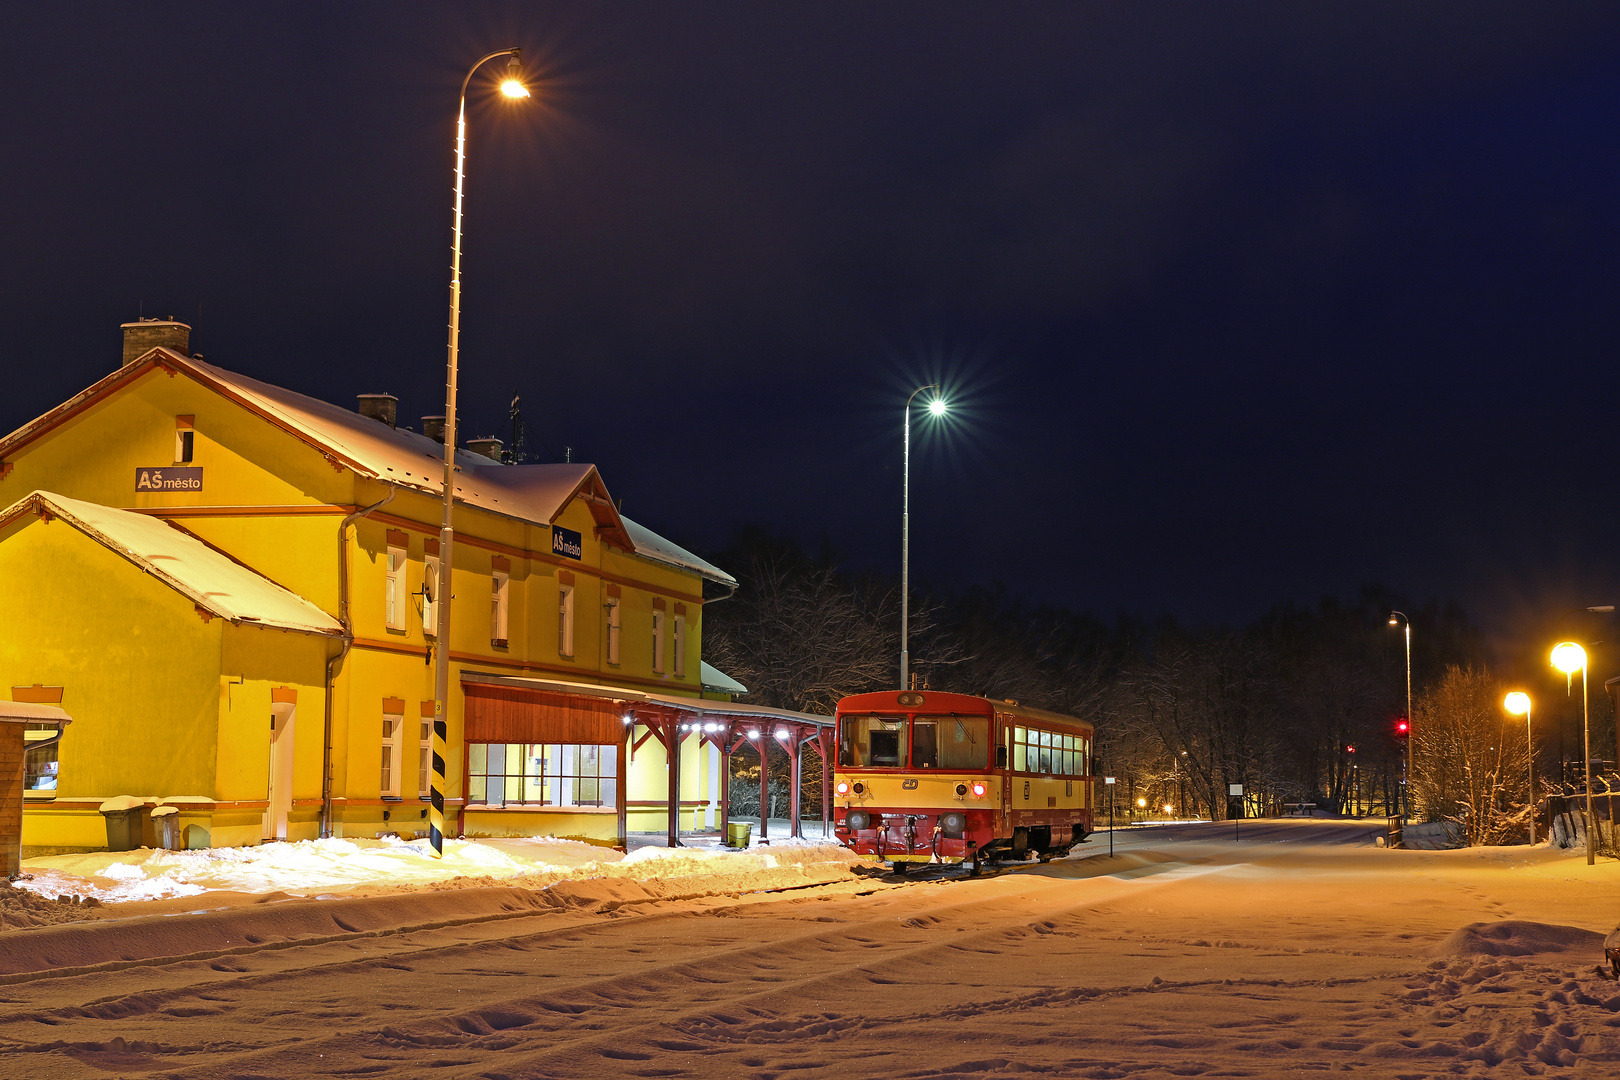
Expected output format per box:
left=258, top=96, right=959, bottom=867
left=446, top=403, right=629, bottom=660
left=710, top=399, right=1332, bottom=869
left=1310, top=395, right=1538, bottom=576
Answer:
left=15, top=834, right=846, bottom=904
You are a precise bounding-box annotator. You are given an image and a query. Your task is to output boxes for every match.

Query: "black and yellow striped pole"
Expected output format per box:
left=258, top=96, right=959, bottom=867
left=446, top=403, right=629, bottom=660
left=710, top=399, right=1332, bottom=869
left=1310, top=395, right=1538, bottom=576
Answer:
left=430, top=48, right=531, bottom=858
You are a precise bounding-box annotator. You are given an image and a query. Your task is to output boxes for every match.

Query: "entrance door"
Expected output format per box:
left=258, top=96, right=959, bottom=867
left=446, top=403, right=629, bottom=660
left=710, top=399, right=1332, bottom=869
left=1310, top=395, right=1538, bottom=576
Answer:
left=264, top=704, right=296, bottom=840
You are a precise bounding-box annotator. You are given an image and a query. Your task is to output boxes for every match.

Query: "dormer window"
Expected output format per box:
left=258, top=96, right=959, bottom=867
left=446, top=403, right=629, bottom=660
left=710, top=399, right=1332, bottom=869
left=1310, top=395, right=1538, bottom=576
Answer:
left=175, top=416, right=195, bottom=463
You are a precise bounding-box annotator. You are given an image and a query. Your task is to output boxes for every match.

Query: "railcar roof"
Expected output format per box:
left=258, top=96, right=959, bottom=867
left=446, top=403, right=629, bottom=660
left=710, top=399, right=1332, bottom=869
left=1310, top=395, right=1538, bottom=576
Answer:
left=835, top=690, right=1092, bottom=731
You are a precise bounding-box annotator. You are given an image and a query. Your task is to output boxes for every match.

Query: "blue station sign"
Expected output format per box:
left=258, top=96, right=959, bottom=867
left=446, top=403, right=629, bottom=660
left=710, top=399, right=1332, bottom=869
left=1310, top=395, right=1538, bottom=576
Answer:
left=135, top=467, right=203, bottom=491
left=552, top=524, right=583, bottom=560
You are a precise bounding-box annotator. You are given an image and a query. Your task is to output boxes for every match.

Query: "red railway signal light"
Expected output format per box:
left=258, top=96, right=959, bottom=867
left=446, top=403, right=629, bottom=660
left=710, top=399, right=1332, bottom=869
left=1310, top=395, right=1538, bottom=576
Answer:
left=1394, top=717, right=1410, bottom=739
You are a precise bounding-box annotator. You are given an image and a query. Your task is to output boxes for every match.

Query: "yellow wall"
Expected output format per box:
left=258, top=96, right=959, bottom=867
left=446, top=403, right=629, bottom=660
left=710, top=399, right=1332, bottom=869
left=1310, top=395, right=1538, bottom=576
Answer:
left=4, top=357, right=725, bottom=847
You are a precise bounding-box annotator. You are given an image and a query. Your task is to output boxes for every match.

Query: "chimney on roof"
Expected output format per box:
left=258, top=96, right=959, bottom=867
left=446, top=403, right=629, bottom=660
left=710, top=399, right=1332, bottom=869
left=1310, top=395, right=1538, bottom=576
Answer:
left=422, top=416, right=446, bottom=444
left=120, top=317, right=191, bottom=366
left=356, top=393, right=398, bottom=429
left=465, top=437, right=503, bottom=461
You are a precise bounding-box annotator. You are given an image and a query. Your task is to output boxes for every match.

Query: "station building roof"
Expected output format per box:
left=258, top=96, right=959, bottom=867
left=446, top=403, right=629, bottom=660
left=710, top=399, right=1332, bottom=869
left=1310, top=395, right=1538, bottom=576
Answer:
left=0, top=348, right=736, bottom=589
left=0, top=490, right=344, bottom=636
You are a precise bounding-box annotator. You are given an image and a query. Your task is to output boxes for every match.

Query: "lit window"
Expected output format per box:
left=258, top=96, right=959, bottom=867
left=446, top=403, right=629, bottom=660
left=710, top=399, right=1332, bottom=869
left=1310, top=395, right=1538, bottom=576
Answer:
left=24, top=725, right=60, bottom=790
left=423, top=555, right=439, bottom=636
left=652, top=609, right=666, bottom=674
left=558, top=583, right=575, bottom=657
left=492, top=570, right=510, bottom=645
left=419, top=718, right=433, bottom=796
left=605, top=598, right=621, bottom=665
left=385, top=545, right=406, bottom=630
left=381, top=713, right=402, bottom=797
left=673, top=614, right=686, bottom=677
left=467, top=742, right=618, bottom=808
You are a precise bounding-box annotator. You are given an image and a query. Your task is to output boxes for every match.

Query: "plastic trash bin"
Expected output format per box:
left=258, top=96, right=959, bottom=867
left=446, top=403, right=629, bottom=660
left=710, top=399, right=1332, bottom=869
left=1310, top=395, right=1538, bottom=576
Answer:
left=98, top=796, right=147, bottom=852
left=726, top=822, right=752, bottom=849
left=152, top=805, right=180, bottom=850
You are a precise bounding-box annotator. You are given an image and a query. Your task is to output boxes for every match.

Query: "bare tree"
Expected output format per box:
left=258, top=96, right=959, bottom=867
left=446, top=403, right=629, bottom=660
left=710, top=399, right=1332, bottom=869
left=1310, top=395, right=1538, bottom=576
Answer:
left=1412, top=665, right=1530, bottom=845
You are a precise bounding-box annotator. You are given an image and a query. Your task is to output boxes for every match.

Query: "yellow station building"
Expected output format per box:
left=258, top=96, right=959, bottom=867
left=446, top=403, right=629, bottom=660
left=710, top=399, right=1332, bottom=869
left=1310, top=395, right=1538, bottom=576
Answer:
left=0, top=321, right=830, bottom=854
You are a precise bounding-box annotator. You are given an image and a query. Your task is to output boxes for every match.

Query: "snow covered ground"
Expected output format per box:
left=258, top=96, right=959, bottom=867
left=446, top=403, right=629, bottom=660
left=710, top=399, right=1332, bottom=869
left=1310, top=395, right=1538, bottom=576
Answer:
left=14, top=829, right=845, bottom=903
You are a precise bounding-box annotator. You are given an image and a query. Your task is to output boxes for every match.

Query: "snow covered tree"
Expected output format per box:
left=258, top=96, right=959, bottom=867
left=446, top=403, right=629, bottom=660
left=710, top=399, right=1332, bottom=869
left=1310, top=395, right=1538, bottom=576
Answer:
left=1411, top=665, right=1530, bottom=845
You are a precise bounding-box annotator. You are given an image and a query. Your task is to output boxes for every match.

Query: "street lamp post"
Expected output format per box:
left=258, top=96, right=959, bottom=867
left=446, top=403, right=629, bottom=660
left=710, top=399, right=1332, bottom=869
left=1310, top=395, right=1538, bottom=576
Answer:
left=1388, top=611, right=1413, bottom=822
left=1503, top=691, right=1535, bottom=845
left=1551, top=641, right=1596, bottom=866
left=429, top=49, right=530, bottom=860
left=900, top=386, right=946, bottom=690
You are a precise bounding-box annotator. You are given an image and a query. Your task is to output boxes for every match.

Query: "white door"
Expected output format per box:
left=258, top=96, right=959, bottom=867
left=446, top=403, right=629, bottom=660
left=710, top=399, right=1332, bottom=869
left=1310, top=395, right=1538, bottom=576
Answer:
left=264, top=704, right=296, bottom=841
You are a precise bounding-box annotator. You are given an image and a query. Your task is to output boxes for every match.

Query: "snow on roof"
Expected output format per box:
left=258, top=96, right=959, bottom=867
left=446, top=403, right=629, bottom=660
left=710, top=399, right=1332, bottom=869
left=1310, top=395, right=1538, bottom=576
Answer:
left=0, top=700, right=71, bottom=725
left=621, top=516, right=736, bottom=588
left=700, top=662, right=748, bottom=695
left=0, top=350, right=734, bottom=586
left=1, top=491, right=342, bottom=636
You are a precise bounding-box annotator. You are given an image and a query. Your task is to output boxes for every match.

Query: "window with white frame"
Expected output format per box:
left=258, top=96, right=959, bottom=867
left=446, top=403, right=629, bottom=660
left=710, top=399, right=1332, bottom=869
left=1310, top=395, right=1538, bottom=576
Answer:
left=558, top=583, right=575, bottom=657
left=652, top=608, right=667, bottom=674
left=673, top=614, right=686, bottom=678
left=467, top=742, right=618, bottom=808
left=418, top=717, right=433, bottom=796
left=491, top=570, right=510, bottom=645
left=422, top=554, right=439, bottom=636
left=24, top=725, right=61, bottom=790
left=385, top=544, right=406, bottom=630
left=605, top=598, right=621, bottom=665
left=381, top=713, right=403, bottom=797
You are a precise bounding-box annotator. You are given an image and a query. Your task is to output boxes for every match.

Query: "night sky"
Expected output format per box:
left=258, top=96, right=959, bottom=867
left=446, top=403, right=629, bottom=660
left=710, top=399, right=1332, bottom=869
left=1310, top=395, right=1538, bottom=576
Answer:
left=5, top=4, right=1620, bottom=666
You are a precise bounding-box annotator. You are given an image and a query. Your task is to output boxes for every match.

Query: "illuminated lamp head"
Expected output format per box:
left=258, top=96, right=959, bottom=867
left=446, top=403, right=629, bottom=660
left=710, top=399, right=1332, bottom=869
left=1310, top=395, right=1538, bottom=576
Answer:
left=1503, top=691, right=1532, bottom=716
left=499, top=54, right=530, bottom=99
left=928, top=398, right=947, bottom=417
left=1551, top=641, right=1586, bottom=675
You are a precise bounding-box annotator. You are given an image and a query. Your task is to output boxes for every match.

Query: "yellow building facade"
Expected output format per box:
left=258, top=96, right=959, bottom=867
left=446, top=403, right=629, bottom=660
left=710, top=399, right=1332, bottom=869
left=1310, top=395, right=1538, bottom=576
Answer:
left=0, top=322, right=823, bottom=853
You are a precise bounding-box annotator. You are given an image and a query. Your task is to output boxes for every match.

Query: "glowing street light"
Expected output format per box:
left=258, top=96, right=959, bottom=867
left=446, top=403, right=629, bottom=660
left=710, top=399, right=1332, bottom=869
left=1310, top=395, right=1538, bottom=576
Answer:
left=1388, top=611, right=1413, bottom=822
left=430, top=48, right=531, bottom=860
left=900, top=385, right=947, bottom=690
left=1503, top=691, right=1535, bottom=846
left=1550, top=641, right=1595, bottom=865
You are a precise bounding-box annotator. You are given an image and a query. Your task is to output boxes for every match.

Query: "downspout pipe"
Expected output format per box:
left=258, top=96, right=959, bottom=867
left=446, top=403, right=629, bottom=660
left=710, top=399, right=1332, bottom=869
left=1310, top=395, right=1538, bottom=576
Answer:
left=322, top=488, right=395, bottom=838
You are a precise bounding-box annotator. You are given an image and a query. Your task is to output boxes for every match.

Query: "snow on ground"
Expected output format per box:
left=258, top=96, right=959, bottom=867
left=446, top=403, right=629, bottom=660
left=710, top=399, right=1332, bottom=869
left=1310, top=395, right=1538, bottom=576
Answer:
left=15, top=829, right=846, bottom=903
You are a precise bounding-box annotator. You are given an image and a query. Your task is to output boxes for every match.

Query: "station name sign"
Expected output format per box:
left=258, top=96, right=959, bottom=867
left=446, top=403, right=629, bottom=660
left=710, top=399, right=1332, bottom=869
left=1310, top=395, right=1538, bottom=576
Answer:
left=135, top=467, right=203, bottom=491
left=552, top=524, right=583, bottom=560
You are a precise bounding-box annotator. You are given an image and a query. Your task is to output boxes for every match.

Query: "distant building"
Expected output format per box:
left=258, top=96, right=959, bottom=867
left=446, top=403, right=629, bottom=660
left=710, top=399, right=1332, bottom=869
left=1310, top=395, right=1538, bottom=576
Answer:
left=0, top=321, right=829, bottom=853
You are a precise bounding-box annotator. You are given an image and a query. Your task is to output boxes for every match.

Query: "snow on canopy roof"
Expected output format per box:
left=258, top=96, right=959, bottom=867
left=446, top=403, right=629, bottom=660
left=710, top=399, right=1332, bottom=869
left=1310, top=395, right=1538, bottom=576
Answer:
left=700, top=662, right=748, bottom=695
left=0, top=700, right=71, bottom=725
left=1, top=491, right=342, bottom=636
left=0, top=349, right=733, bottom=585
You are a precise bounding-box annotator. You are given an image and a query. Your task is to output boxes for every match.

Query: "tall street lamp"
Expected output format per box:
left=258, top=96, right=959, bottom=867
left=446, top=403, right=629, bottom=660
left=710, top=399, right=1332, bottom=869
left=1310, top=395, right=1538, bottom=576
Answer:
left=900, top=385, right=947, bottom=690
left=430, top=49, right=531, bottom=859
left=1503, top=691, right=1535, bottom=845
left=1551, top=641, right=1596, bottom=866
left=1388, top=610, right=1413, bottom=821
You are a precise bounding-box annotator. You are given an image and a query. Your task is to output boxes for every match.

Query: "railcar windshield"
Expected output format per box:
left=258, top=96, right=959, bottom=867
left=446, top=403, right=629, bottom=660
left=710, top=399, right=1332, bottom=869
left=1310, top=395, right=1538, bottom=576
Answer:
left=911, top=715, right=991, bottom=769
left=839, top=715, right=908, bottom=767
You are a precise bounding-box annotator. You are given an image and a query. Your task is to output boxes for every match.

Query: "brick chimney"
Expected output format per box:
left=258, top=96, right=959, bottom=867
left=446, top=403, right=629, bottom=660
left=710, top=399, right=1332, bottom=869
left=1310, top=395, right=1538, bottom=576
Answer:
left=121, top=318, right=191, bottom=366
left=421, top=416, right=446, bottom=444
left=356, top=394, right=398, bottom=429
left=465, top=437, right=503, bottom=461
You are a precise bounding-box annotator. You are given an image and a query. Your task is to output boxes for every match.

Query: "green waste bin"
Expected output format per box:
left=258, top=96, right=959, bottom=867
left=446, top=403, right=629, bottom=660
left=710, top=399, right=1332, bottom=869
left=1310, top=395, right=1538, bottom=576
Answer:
left=726, top=822, right=752, bottom=849
left=99, top=796, right=146, bottom=852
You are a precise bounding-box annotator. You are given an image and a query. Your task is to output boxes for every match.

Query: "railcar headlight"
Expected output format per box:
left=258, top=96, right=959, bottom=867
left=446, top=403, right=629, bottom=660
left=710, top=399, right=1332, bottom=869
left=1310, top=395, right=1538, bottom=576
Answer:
left=847, top=810, right=872, bottom=830
left=836, top=781, right=850, bottom=796
left=971, top=783, right=986, bottom=798
left=852, top=781, right=866, bottom=795
left=955, top=783, right=968, bottom=797
left=940, top=812, right=966, bottom=838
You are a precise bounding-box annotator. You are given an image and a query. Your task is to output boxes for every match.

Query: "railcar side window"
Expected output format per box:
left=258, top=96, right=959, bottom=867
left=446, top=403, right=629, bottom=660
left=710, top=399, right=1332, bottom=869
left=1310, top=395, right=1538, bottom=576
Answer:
left=839, top=715, right=907, bottom=767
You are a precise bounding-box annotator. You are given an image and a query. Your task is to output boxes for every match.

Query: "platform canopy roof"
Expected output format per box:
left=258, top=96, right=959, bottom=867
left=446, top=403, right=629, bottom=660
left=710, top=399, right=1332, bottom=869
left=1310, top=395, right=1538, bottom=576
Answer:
left=0, top=491, right=344, bottom=636
left=700, top=662, right=749, bottom=696
left=0, top=349, right=736, bottom=589
left=461, top=671, right=831, bottom=728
